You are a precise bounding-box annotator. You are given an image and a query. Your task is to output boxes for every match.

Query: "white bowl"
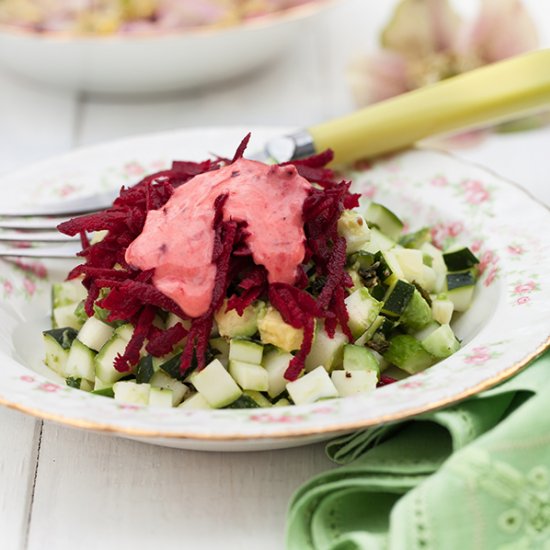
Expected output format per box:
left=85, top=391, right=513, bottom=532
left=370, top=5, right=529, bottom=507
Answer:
left=0, top=2, right=335, bottom=94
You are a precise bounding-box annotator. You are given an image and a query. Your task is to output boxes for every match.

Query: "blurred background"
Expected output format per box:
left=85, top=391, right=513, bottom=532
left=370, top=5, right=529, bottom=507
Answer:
left=0, top=0, right=548, bottom=199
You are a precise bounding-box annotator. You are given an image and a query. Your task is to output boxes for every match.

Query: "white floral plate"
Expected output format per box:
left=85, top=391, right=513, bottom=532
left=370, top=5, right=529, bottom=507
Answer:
left=1, top=127, right=548, bottom=452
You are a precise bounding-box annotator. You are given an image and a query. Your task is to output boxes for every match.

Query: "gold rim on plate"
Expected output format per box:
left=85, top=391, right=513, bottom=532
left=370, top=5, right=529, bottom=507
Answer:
left=0, top=337, right=548, bottom=441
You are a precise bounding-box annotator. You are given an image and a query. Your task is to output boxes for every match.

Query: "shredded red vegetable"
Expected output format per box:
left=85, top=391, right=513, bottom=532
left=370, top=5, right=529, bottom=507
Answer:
left=378, top=375, right=398, bottom=387
left=58, top=134, right=358, bottom=380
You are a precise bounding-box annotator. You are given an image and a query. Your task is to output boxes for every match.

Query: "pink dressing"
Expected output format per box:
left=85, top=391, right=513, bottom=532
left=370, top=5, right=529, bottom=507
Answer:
left=125, top=158, right=312, bottom=318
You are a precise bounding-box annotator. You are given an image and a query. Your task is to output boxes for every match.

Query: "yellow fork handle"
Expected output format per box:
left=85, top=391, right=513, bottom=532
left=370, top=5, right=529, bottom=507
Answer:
left=309, top=49, right=550, bottom=165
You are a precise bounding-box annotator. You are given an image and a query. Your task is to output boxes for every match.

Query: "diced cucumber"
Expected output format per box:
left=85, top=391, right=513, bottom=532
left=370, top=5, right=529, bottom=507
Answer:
left=152, top=353, right=178, bottom=372
left=165, top=312, right=191, bottom=331
left=136, top=355, right=156, bottom=384
left=399, top=227, right=431, bottom=249
left=263, top=349, right=293, bottom=398
left=273, top=398, right=291, bottom=407
left=337, top=210, right=371, bottom=253
left=113, top=380, right=150, bottom=405
left=378, top=317, right=397, bottom=337
left=400, top=289, right=433, bottom=332
left=53, top=303, right=83, bottom=331
left=91, top=386, right=115, bottom=398
left=375, top=249, right=404, bottom=284
left=243, top=390, right=272, bottom=408
left=414, top=321, right=440, bottom=341
left=224, top=394, right=261, bottom=409
left=228, top=338, right=263, bottom=365
left=447, top=286, right=475, bottom=313
left=393, top=248, right=424, bottom=284
left=228, top=360, right=269, bottom=391
left=52, top=279, right=87, bottom=309
left=347, top=250, right=376, bottom=270
left=78, top=317, right=115, bottom=352
left=114, top=323, right=135, bottom=342
left=94, top=335, right=132, bottom=384
left=418, top=265, right=437, bottom=293
left=66, top=376, right=82, bottom=389
left=421, top=243, right=447, bottom=293
left=43, top=327, right=78, bottom=377
left=343, top=344, right=380, bottom=375
left=286, top=366, right=339, bottom=405
left=157, top=353, right=186, bottom=382
left=94, top=377, right=113, bottom=391
left=209, top=337, right=228, bottom=354
left=178, top=393, right=213, bottom=410
left=148, top=387, right=174, bottom=408
left=65, top=338, right=96, bottom=382
left=90, top=230, right=108, bottom=244
left=383, top=335, right=435, bottom=374
left=215, top=300, right=265, bottom=338
left=92, top=303, right=112, bottom=324
left=209, top=337, right=230, bottom=367
left=361, top=227, right=396, bottom=254
left=431, top=298, right=454, bottom=325
left=258, top=306, right=304, bottom=352
left=331, top=369, right=378, bottom=397
left=381, top=280, right=415, bottom=318
left=150, top=370, right=188, bottom=406
left=370, top=284, right=387, bottom=302
left=446, top=271, right=476, bottom=312
left=365, top=202, right=404, bottom=240
left=421, top=324, right=460, bottom=359
left=354, top=315, right=385, bottom=346
left=305, top=323, right=348, bottom=372
left=443, top=247, right=479, bottom=271
left=345, top=288, right=382, bottom=339
left=73, top=301, right=89, bottom=325
left=192, top=359, right=242, bottom=408
left=44, top=327, right=78, bottom=349
left=79, top=378, right=94, bottom=392
left=446, top=270, right=477, bottom=291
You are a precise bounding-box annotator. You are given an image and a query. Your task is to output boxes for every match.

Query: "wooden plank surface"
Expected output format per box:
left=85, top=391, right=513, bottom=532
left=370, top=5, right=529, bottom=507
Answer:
left=27, top=424, right=333, bottom=550
left=0, top=66, right=78, bottom=550
left=0, top=409, right=41, bottom=550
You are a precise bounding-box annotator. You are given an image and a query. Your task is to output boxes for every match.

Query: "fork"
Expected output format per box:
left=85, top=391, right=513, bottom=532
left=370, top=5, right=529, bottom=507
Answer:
left=2, top=50, right=549, bottom=259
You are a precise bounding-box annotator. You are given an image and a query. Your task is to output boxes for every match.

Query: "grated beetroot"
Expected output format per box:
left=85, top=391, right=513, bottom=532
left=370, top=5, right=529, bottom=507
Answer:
left=59, top=135, right=358, bottom=381
left=378, top=375, right=398, bottom=387
left=114, top=306, right=156, bottom=372
left=146, top=322, right=188, bottom=357
left=226, top=265, right=267, bottom=315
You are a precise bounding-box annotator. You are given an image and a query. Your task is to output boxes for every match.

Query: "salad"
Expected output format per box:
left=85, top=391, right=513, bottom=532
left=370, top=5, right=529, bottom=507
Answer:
left=43, top=135, right=480, bottom=409
left=0, top=0, right=316, bottom=35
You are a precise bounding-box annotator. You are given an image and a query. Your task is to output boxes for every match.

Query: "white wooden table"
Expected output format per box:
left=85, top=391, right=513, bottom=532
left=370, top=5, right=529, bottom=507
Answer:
left=0, top=2, right=548, bottom=549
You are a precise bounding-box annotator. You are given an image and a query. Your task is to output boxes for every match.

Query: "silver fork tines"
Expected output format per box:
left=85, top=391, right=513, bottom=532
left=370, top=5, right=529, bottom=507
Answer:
left=0, top=190, right=117, bottom=218
left=0, top=231, right=78, bottom=243
left=0, top=217, right=71, bottom=231
left=0, top=243, right=81, bottom=259
left=0, top=218, right=81, bottom=259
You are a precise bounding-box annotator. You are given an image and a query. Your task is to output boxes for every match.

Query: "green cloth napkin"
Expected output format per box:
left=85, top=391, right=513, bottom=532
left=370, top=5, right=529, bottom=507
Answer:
left=287, top=352, right=550, bottom=550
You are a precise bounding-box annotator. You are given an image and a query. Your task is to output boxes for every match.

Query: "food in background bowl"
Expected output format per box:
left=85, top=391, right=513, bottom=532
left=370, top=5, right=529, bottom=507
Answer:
left=0, top=0, right=334, bottom=93
left=42, top=135, right=480, bottom=410
left=0, top=0, right=318, bottom=34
